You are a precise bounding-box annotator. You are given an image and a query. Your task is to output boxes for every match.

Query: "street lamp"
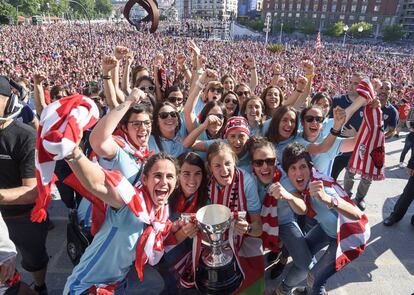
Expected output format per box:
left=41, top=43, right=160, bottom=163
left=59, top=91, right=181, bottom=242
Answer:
left=16, top=4, right=23, bottom=15
left=342, top=24, right=349, bottom=47
left=264, top=12, right=271, bottom=45
left=61, top=0, right=93, bottom=43
left=46, top=2, right=51, bottom=23
left=279, top=22, right=283, bottom=44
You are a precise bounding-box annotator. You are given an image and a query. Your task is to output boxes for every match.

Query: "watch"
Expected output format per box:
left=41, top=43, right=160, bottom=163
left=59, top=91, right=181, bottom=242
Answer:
left=328, top=197, right=339, bottom=209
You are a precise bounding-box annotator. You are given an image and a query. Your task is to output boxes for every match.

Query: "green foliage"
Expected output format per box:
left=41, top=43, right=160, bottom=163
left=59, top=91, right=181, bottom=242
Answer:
left=94, top=0, right=112, bottom=17
left=348, top=21, right=372, bottom=38
left=0, top=1, right=17, bottom=19
left=299, top=20, right=317, bottom=35
left=383, top=24, right=405, bottom=42
left=266, top=43, right=284, bottom=53
left=326, top=21, right=345, bottom=37
left=281, top=22, right=294, bottom=33
left=237, top=17, right=264, bottom=32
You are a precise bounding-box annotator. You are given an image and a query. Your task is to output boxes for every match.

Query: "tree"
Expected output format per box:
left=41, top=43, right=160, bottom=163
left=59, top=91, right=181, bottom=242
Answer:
left=282, top=22, right=295, bottom=33
left=94, top=0, right=112, bottom=17
left=7, top=0, right=40, bottom=16
left=326, top=21, right=345, bottom=37
left=69, top=0, right=95, bottom=18
left=349, top=21, right=373, bottom=38
left=299, top=20, right=317, bottom=35
left=0, top=1, right=17, bottom=19
left=383, top=24, right=405, bottom=42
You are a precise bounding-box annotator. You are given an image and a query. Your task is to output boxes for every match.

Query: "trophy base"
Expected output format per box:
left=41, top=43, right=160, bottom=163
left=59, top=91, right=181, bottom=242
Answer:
left=196, top=254, right=243, bottom=295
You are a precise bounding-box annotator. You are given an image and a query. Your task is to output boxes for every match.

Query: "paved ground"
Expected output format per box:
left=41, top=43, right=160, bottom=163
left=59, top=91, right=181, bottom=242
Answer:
left=16, top=133, right=414, bottom=294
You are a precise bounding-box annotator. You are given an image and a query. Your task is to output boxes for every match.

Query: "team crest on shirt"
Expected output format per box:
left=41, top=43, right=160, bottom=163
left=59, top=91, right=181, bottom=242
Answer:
left=383, top=114, right=389, bottom=120
left=358, top=143, right=366, bottom=160
left=359, top=111, right=363, bottom=117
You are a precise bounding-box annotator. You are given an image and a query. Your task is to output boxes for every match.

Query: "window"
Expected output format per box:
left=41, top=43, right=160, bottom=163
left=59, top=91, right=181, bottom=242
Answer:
left=339, top=14, right=345, bottom=19
left=281, top=3, right=285, bottom=10
left=341, top=5, right=346, bottom=12
left=288, top=12, right=292, bottom=17
left=349, top=15, right=354, bottom=20
left=359, top=15, right=365, bottom=21
left=297, top=4, right=301, bottom=10
left=374, top=5, right=380, bottom=12
left=274, top=4, right=278, bottom=10
left=281, top=12, right=284, bottom=17
left=321, top=13, right=326, bottom=19
left=313, top=13, right=317, bottom=18
left=322, top=4, right=327, bottom=12
left=331, top=4, right=336, bottom=12
left=305, top=4, right=309, bottom=12
left=372, top=16, right=378, bottom=21
left=296, top=12, right=300, bottom=17
left=361, top=5, right=367, bottom=13
left=289, top=3, right=293, bottom=11
left=313, top=4, right=318, bottom=11
left=351, top=4, right=356, bottom=12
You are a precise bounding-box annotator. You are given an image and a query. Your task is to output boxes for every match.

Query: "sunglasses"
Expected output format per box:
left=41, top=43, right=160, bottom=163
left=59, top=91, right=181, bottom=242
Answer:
left=236, top=91, right=249, bottom=97
left=167, top=96, right=183, bottom=103
left=224, top=98, right=238, bottom=104
left=304, top=115, right=324, bottom=123
left=210, top=113, right=224, bottom=120
left=252, top=158, right=276, bottom=167
left=159, top=111, right=178, bottom=119
left=128, top=120, right=152, bottom=129
left=139, top=85, right=155, bottom=93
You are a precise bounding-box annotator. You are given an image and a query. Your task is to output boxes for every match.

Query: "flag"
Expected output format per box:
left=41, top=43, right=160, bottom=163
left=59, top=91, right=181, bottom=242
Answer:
left=315, top=31, right=322, bottom=50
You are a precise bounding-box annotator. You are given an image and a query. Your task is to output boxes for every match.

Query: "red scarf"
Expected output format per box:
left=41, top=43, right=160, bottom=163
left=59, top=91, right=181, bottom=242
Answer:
left=260, top=168, right=281, bottom=253
left=32, top=94, right=99, bottom=222
left=112, top=129, right=153, bottom=162
left=302, top=169, right=370, bottom=271
left=175, top=192, right=199, bottom=214
left=103, top=170, right=177, bottom=281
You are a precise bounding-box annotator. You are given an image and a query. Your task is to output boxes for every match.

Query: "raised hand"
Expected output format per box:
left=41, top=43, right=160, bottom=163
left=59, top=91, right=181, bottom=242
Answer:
left=126, top=87, right=146, bottom=104
left=114, top=46, right=129, bottom=61
left=309, top=180, right=329, bottom=203
left=234, top=218, right=249, bottom=236
left=342, top=125, right=357, bottom=137
left=244, top=56, right=256, bottom=70
left=188, top=40, right=201, bottom=56
left=333, top=106, right=346, bottom=130
left=102, top=56, right=118, bottom=72
left=198, top=69, right=218, bottom=85
left=268, top=182, right=293, bottom=201
left=295, top=75, right=308, bottom=92
left=125, top=51, right=134, bottom=65
left=301, top=60, right=315, bottom=75
left=33, top=72, right=46, bottom=85
left=273, top=63, right=282, bottom=75
left=176, top=53, right=186, bottom=66
left=181, top=222, right=198, bottom=239
left=202, top=114, right=223, bottom=129
left=153, top=52, right=164, bottom=68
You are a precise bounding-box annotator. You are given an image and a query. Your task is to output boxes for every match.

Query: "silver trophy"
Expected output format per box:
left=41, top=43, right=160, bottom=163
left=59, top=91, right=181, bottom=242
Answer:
left=182, top=204, right=246, bottom=294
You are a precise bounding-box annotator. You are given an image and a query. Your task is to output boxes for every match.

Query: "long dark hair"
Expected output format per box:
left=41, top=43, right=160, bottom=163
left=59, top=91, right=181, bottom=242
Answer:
left=221, top=91, right=240, bottom=117
left=120, top=104, right=152, bottom=130
left=260, top=85, right=283, bottom=117
left=152, top=101, right=181, bottom=152
left=266, top=105, right=298, bottom=144
left=142, top=152, right=179, bottom=178
left=199, top=101, right=226, bottom=139
left=169, top=152, right=208, bottom=213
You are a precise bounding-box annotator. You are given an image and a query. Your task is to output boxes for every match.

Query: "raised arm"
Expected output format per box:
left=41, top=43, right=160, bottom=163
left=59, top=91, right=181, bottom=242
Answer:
left=183, top=69, right=218, bottom=132
left=33, top=72, right=47, bottom=116
left=269, top=182, right=307, bottom=215
left=113, top=46, right=129, bottom=104
left=152, top=52, right=164, bottom=103
left=245, top=56, right=258, bottom=92
left=121, top=51, right=134, bottom=95
left=102, top=56, right=119, bottom=110
left=89, top=88, right=146, bottom=159
left=182, top=114, right=222, bottom=151
left=307, top=106, right=346, bottom=154
left=176, top=53, right=192, bottom=83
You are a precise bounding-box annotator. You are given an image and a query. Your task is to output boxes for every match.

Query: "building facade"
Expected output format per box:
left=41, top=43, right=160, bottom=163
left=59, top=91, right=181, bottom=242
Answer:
left=261, top=0, right=400, bottom=34
left=398, top=0, right=414, bottom=37
left=238, top=0, right=263, bottom=16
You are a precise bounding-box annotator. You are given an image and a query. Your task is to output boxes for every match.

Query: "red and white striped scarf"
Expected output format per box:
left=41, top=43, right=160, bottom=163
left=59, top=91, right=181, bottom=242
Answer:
left=348, top=78, right=385, bottom=180
left=32, top=94, right=99, bottom=222
left=303, top=169, right=371, bottom=271
left=103, top=170, right=177, bottom=281
left=112, top=129, right=153, bottom=162
left=208, top=168, right=246, bottom=214
left=260, top=169, right=281, bottom=253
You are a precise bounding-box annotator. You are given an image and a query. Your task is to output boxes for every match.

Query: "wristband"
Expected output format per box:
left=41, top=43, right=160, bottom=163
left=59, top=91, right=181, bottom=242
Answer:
left=250, top=66, right=256, bottom=70
left=305, top=73, right=316, bottom=80
left=196, top=80, right=205, bottom=89
left=65, top=148, right=84, bottom=163
left=102, top=75, right=111, bottom=80
left=330, top=128, right=341, bottom=136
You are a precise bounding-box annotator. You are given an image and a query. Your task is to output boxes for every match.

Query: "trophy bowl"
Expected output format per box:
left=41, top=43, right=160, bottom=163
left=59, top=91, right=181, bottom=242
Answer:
left=195, top=204, right=243, bottom=294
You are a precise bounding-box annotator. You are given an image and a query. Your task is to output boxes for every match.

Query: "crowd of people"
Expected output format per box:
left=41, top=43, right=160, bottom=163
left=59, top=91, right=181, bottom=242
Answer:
left=0, top=21, right=413, bottom=295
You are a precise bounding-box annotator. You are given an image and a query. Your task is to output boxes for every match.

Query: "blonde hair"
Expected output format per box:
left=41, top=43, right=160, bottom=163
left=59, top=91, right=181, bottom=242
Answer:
left=207, top=141, right=237, bottom=165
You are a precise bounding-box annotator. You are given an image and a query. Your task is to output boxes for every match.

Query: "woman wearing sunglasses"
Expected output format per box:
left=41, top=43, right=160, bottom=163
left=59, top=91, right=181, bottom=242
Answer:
left=311, top=92, right=334, bottom=138
left=240, top=96, right=267, bottom=137
left=296, top=105, right=358, bottom=176
left=206, top=141, right=264, bottom=293
left=165, top=85, right=185, bottom=112
left=148, top=101, right=188, bottom=157
left=221, top=91, right=240, bottom=117
left=246, top=137, right=309, bottom=295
